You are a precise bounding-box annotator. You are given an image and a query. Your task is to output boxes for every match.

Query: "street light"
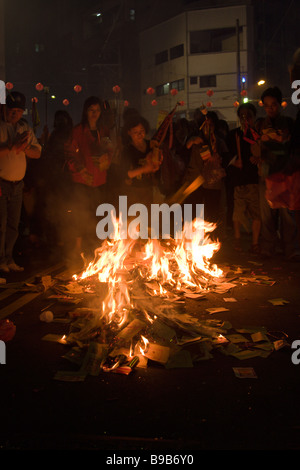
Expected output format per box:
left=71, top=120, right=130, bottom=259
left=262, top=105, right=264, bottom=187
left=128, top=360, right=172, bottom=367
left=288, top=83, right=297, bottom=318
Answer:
left=257, top=79, right=266, bottom=86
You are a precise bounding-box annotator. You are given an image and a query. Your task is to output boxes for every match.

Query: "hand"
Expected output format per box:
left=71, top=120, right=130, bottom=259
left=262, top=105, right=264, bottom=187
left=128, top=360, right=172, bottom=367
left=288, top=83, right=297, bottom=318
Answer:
left=144, top=151, right=162, bottom=173
left=233, top=158, right=243, bottom=169
left=186, top=136, right=204, bottom=149
left=250, top=155, right=261, bottom=165
left=98, top=154, right=111, bottom=171
left=12, top=131, right=29, bottom=154
left=92, top=154, right=111, bottom=171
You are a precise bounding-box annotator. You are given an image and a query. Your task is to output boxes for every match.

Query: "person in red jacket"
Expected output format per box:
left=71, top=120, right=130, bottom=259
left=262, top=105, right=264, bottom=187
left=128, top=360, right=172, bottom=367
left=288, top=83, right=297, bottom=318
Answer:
left=67, top=96, right=113, bottom=260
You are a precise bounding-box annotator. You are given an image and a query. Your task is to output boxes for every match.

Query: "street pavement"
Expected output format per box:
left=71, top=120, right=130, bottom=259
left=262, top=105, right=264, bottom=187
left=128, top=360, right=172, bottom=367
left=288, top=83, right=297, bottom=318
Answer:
left=1, top=233, right=300, bottom=452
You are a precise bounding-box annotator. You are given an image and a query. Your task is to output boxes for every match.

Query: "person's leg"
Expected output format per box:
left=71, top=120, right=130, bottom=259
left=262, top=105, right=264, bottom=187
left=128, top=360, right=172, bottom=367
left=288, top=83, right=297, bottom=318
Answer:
left=279, top=208, right=299, bottom=258
left=6, top=181, right=24, bottom=269
left=259, top=179, right=278, bottom=256
left=232, top=186, right=248, bottom=250
left=246, top=184, right=261, bottom=251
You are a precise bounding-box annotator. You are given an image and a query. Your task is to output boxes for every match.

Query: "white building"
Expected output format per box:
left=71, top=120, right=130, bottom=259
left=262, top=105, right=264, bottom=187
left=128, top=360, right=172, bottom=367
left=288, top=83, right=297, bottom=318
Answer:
left=139, top=4, right=254, bottom=130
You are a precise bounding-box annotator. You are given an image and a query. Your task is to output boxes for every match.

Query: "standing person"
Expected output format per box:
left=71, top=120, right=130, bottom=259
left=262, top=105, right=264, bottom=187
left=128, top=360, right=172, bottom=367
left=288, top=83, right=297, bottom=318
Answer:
left=42, top=110, right=74, bottom=249
left=256, top=86, right=298, bottom=259
left=288, top=49, right=300, bottom=245
left=120, top=114, right=162, bottom=237
left=183, top=110, right=227, bottom=239
left=67, top=96, right=113, bottom=258
left=121, top=114, right=161, bottom=200
left=227, top=103, right=261, bottom=253
left=0, top=91, right=41, bottom=272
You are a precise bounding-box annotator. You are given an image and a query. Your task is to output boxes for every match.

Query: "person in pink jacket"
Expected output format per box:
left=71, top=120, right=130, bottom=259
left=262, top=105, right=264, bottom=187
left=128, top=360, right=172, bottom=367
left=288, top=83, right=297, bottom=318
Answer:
left=67, top=96, right=113, bottom=259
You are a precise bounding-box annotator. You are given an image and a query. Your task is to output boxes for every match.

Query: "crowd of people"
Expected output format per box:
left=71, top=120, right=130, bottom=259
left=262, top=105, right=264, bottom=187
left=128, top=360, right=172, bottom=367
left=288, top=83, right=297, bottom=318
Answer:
left=1, top=49, right=300, bottom=273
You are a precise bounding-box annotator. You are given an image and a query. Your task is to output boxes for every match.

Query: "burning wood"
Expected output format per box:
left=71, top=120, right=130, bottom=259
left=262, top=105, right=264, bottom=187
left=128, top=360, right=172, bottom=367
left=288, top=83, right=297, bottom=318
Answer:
left=44, top=217, right=280, bottom=379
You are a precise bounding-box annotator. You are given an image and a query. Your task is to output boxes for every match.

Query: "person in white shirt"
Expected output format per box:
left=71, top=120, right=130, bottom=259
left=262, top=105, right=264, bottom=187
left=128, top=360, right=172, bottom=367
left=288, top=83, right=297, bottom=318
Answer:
left=0, top=91, right=41, bottom=272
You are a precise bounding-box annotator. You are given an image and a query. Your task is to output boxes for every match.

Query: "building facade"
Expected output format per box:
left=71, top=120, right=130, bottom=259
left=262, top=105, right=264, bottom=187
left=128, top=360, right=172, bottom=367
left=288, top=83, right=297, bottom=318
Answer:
left=139, top=4, right=254, bottom=130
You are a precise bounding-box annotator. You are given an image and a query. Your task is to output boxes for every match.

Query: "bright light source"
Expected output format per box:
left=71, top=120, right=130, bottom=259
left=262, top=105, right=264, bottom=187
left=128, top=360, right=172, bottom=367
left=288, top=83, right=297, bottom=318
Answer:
left=243, top=97, right=249, bottom=103
left=51, top=95, right=56, bottom=99
left=257, top=80, right=265, bottom=86
left=242, top=77, right=246, bottom=83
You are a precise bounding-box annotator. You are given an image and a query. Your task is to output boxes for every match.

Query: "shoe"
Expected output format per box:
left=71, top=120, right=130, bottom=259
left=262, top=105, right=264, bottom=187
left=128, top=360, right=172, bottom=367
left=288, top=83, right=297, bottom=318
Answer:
left=0, top=263, right=10, bottom=273
left=249, top=244, right=260, bottom=254
left=7, top=262, right=24, bottom=272
left=287, top=253, right=300, bottom=262
left=234, top=238, right=243, bottom=252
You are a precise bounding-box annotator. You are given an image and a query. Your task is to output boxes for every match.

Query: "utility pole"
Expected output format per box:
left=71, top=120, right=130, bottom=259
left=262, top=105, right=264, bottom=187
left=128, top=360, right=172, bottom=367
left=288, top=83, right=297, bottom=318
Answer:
left=236, top=18, right=241, bottom=101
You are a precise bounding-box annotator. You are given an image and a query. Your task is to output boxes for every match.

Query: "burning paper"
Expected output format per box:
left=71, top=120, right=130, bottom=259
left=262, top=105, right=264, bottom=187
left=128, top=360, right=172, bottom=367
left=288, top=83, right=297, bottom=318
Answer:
left=45, top=215, right=283, bottom=378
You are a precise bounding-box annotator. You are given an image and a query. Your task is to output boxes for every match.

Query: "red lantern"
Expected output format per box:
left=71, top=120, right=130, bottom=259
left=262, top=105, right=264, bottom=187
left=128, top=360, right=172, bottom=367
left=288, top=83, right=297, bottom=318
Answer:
left=146, top=87, right=155, bottom=95
left=31, top=97, right=38, bottom=103
left=112, top=85, right=121, bottom=94
left=258, top=100, right=263, bottom=107
left=35, top=82, right=44, bottom=91
left=206, top=89, right=214, bottom=97
left=240, top=89, right=247, bottom=97
left=281, top=101, right=287, bottom=108
left=63, top=99, right=69, bottom=106
left=170, top=88, right=178, bottom=96
left=74, top=84, right=82, bottom=93
left=151, top=99, right=158, bottom=106
left=5, top=82, right=13, bottom=90
left=124, top=100, right=129, bottom=107
left=234, top=101, right=240, bottom=108
left=206, top=101, right=212, bottom=107
left=178, top=101, right=185, bottom=106
left=0, top=319, right=16, bottom=342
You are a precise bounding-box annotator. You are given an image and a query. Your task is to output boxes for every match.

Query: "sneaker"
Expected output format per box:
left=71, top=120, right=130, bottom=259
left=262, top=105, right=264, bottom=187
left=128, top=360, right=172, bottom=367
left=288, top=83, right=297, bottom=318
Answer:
left=7, top=262, right=24, bottom=272
left=0, top=263, right=10, bottom=273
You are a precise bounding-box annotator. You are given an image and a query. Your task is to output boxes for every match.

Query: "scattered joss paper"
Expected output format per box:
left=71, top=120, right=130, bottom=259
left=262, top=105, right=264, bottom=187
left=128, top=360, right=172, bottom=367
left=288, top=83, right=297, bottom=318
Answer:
left=233, top=367, right=257, bottom=378
left=268, top=298, right=290, bottom=306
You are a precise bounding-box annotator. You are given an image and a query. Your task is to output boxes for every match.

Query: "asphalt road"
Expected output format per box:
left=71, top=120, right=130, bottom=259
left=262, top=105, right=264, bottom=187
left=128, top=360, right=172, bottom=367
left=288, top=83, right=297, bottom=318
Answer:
left=1, top=233, right=300, bottom=453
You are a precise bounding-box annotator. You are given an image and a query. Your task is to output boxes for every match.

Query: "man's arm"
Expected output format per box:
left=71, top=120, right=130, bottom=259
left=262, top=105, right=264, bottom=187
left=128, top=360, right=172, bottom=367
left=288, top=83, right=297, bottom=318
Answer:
left=24, top=127, right=42, bottom=159
left=24, top=144, right=41, bottom=159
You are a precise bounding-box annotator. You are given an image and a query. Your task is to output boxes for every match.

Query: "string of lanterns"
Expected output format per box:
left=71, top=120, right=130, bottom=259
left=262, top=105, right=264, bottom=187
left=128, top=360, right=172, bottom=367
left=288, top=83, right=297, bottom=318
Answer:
left=4, top=82, right=289, bottom=109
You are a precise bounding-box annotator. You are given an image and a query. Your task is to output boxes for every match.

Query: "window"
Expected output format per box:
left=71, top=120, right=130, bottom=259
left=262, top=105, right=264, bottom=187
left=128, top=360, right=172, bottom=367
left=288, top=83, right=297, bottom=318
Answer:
left=156, top=83, right=170, bottom=96
left=170, top=44, right=184, bottom=60
left=170, top=79, right=185, bottom=91
left=190, top=27, right=243, bottom=54
left=190, top=76, right=198, bottom=85
left=34, top=43, right=44, bottom=53
left=156, top=79, right=185, bottom=96
left=155, top=50, right=168, bottom=65
left=199, top=75, right=216, bottom=88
